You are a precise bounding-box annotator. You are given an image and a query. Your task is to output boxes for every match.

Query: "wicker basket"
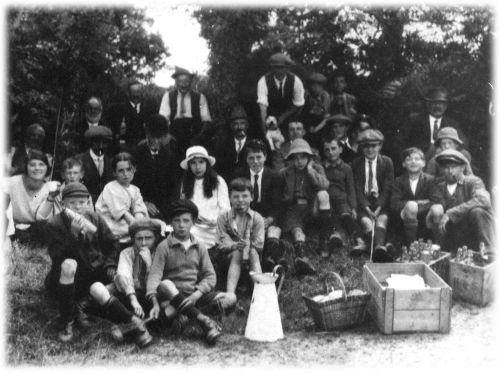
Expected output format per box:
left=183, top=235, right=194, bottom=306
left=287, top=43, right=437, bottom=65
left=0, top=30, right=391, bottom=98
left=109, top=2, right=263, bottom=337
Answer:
left=303, top=272, right=370, bottom=331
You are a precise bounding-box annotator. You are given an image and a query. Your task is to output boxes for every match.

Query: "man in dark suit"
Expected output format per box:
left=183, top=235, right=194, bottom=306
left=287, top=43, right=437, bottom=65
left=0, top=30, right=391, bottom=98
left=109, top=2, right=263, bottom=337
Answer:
left=398, top=87, right=466, bottom=161
left=231, top=139, right=285, bottom=271
left=351, top=129, right=394, bottom=262
left=75, top=126, right=114, bottom=203
left=107, top=80, right=156, bottom=154
left=133, top=114, right=180, bottom=221
left=214, top=105, right=254, bottom=182
left=75, top=97, right=113, bottom=153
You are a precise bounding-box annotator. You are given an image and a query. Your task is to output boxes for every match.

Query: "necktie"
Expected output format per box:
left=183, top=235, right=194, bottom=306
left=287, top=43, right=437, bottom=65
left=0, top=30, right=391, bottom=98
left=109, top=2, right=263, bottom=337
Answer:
left=278, top=81, right=283, bottom=98
left=432, top=119, right=439, bottom=142
left=253, top=174, right=259, bottom=203
left=97, top=157, right=104, bottom=177
left=236, top=140, right=242, bottom=163
left=368, top=160, right=374, bottom=194
left=180, top=93, right=186, bottom=117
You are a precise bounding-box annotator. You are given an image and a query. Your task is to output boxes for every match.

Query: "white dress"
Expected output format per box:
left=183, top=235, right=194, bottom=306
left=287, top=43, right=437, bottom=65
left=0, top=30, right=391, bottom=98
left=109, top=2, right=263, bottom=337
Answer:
left=188, top=176, right=230, bottom=249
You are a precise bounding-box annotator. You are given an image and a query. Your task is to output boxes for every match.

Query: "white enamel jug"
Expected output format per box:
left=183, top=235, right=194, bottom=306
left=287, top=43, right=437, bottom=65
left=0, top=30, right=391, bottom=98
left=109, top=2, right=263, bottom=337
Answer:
left=244, top=265, right=285, bottom=342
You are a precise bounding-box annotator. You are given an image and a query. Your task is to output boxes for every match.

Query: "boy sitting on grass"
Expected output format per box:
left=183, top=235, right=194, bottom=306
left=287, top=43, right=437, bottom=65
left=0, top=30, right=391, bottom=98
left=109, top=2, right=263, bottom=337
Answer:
left=146, top=199, right=222, bottom=345
left=88, top=218, right=163, bottom=348
left=214, top=177, right=265, bottom=308
left=390, top=147, right=434, bottom=247
left=43, top=182, right=119, bottom=342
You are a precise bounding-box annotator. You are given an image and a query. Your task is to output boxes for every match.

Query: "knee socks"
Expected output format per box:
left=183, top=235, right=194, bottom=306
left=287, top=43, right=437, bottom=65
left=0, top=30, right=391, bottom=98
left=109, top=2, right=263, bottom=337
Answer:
left=170, top=293, right=200, bottom=320
left=105, top=296, right=134, bottom=324
left=58, top=283, right=76, bottom=323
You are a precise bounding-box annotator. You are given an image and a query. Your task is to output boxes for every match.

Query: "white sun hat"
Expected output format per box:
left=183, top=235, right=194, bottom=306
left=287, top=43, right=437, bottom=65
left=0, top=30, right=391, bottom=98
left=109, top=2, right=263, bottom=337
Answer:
left=180, top=145, right=216, bottom=170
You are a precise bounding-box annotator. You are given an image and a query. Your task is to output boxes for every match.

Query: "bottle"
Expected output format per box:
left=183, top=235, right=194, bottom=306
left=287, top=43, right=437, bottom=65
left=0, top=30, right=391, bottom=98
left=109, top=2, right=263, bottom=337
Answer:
left=401, top=245, right=409, bottom=262
left=64, top=208, right=97, bottom=234
left=466, top=249, right=474, bottom=266
left=456, top=248, right=463, bottom=263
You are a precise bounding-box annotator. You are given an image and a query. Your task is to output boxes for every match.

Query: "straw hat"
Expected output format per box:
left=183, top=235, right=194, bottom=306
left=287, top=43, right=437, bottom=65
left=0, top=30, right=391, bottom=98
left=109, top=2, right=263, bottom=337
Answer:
left=180, top=145, right=216, bottom=170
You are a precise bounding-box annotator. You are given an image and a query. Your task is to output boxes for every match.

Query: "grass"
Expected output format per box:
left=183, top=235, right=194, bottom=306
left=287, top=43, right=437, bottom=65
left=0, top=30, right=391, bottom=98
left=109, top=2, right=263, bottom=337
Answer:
left=5, top=233, right=497, bottom=367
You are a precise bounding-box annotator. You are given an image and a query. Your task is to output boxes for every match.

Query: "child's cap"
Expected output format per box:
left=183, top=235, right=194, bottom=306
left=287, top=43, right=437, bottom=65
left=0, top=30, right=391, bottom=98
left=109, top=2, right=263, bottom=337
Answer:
left=62, top=182, right=89, bottom=199
left=285, top=138, right=314, bottom=160
left=170, top=199, right=199, bottom=221
left=129, top=218, right=162, bottom=238
left=84, top=125, right=113, bottom=141
left=436, top=127, right=462, bottom=145
left=357, top=129, right=384, bottom=144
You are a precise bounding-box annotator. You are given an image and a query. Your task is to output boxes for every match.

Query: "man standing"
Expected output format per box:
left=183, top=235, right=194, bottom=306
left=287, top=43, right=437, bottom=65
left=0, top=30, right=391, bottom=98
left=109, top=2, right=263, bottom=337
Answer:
left=159, top=66, right=212, bottom=156
left=257, top=53, right=305, bottom=135
left=75, top=97, right=111, bottom=152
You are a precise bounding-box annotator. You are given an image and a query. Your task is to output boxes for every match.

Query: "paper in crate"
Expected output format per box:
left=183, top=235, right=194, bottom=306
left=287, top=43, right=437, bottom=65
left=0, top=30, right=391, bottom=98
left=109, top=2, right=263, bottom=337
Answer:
left=449, top=252, right=495, bottom=306
left=362, top=263, right=452, bottom=334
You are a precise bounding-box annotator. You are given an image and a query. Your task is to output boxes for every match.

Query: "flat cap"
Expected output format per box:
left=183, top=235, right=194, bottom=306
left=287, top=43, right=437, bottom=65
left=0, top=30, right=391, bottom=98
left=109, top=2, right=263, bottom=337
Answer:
left=171, top=66, right=194, bottom=79
left=285, top=138, right=314, bottom=160
left=424, top=87, right=448, bottom=102
left=357, top=129, right=384, bottom=144
left=128, top=217, right=162, bottom=237
left=435, top=149, right=469, bottom=165
left=62, top=182, right=90, bottom=199
left=269, top=53, right=292, bottom=67
left=326, top=114, right=353, bottom=125
left=308, top=72, right=327, bottom=84
left=84, top=125, right=113, bottom=140
left=170, top=199, right=199, bottom=220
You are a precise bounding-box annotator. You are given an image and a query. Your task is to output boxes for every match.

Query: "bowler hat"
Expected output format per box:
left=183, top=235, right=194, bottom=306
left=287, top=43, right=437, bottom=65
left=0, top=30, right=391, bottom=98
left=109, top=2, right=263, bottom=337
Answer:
left=180, top=145, right=216, bottom=170
left=170, top=199, right=199, bottom=221
left=62, top=182, right=90, bottom=199
left=435, top=149, right=469, bottom=166
left=129, top=218, right=161, bottom=238
left=84, top=125, right=113, bottom=140
left=424, top=87, right=448, bottom=102
left=229, top=105, right=248, bottom=121
left=436, top=127, right=462, bottom=145
left=171, top=66, right=194, bottom=79
left=357, top=129, right=384, bottom=144
left=269, top=53, right=292, bottom=67
left=285, top=138, right=314, bottom=160
left=308, top=72, right=327, bottom=84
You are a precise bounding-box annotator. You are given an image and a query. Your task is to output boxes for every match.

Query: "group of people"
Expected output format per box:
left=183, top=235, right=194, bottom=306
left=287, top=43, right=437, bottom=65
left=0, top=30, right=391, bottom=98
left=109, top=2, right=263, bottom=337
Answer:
left=4, top=52, right=495, bottom=347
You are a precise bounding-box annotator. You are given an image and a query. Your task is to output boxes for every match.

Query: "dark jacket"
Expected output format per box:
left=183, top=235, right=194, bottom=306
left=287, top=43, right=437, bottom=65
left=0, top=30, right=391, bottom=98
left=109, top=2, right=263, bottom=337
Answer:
left=45, top=211, right=119, bottom=278
left=76, top=151, right=114, bottom=204
left=351, top=155, right=394, bottom=211
left=390, top=172, right=434, bottom=214
left=133, top=139, right=180, bottom=219
left=429, top=175, right=491, bottom=224
left=214, top=136, right=252, bottom=182
left=323, top=160, right=357, bottom=210
left=279, top=162, right=329, bottom=205
left=231, top=165, right=283, bottom=223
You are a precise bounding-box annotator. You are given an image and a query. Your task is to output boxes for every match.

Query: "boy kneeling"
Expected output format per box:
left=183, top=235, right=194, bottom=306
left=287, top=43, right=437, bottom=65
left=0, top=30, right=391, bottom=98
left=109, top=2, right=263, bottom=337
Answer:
left=426, top=149, right=494, bottom=254
left=88, top=218, right=162, bottom=348
left=146, top=200, right=222, bottom=345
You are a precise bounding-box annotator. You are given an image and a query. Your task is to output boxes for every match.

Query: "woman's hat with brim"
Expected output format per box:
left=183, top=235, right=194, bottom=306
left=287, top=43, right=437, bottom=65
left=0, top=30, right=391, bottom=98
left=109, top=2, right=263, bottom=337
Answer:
left=171, top=66, right=194, bottom=80
left=180, top=145, right=216, bottom=170
left=128, top=217, right=162, bottom=238
left=285, top=138, right=314, bottom=160
left=436, top=127, right=462, bottom=145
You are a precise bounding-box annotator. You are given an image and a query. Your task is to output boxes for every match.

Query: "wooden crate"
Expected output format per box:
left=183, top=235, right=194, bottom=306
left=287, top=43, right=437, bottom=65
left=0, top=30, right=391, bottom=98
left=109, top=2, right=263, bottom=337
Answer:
left=362, top=263, right=452, bottom=334
left=419, top=252, right=451, bottom=284
left=449, top=253, right=495, bottom=306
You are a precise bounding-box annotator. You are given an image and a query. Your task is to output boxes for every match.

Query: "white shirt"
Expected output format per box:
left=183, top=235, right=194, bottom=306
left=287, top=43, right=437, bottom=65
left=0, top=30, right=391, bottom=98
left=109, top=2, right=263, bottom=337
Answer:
left=429, top=115, right=442, bottom=144
left=250, top=168, right=264, bottom=203
left=409, top=177, right=419, bottom=195
left=159, top=91, right=212, bottom=122
left=234, top=137, right=247, bottom=154
left=364, top=156, right=378, bottom=195
left=87, top=121, right=99, bottom=128
left=89, top=149, right=104, bottom=173
left=178, top=238, right=192, bottom=251
left=256, top=74, right=305, bottom=107
left=130, top=101, right=141, bottom=114
left=447, top=183, right=458, bottom=196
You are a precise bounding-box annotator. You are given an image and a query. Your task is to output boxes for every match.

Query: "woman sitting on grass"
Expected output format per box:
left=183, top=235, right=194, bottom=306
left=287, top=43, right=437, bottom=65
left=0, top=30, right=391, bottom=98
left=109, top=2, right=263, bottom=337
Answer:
left=3, top=149, right=53, bottom=242
left=95, top=152, right=148, bottom=246
left=179, top=146, right=230, bottom=249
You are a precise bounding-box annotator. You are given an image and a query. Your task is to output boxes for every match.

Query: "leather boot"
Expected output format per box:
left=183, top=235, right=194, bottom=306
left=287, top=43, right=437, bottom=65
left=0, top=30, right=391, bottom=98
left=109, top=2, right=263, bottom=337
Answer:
left=197, top=314, right=221, bottom=345
left=129, top=316, right=153, bottom=348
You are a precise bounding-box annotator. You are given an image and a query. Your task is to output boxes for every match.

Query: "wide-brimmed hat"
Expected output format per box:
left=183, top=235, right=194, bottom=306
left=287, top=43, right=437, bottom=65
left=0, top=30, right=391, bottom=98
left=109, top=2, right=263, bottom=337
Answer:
left=171, top=66, right=194, bottom=79
left=435, top=149, right=469, bottom=166
left=357, top=129, right=384, bottom=144
left=285, top=138, right=314, bottom=160
left=62, top=182, right=90, bottom=199
left=269, top=53, right=292, bottom=67
left=180, top=145, right=216, bottom=170
left=84, top=125, right=113, bottom=141
left=128, top=217, right=162, bottom=238
left=436, top=127, right=462, bottom=145
left=424, top=87, right=448, bottom=102
left=308, top=72, right=327, bottom=84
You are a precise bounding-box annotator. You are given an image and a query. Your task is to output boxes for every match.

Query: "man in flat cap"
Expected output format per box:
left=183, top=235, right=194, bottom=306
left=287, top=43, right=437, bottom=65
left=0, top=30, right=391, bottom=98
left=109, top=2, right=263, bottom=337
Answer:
left=44, top=182, right=120, bottom=343
left=351, top=129, right=395, bottom=261
left=426, top=149, right=494, bottom=254
left=75, top=126, right=114, bottom=203
left=257, top=53, right=305, bottom=135
left=159, top=66, right=212, bottom=156
left=399, top=86, right=467, bottom=160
